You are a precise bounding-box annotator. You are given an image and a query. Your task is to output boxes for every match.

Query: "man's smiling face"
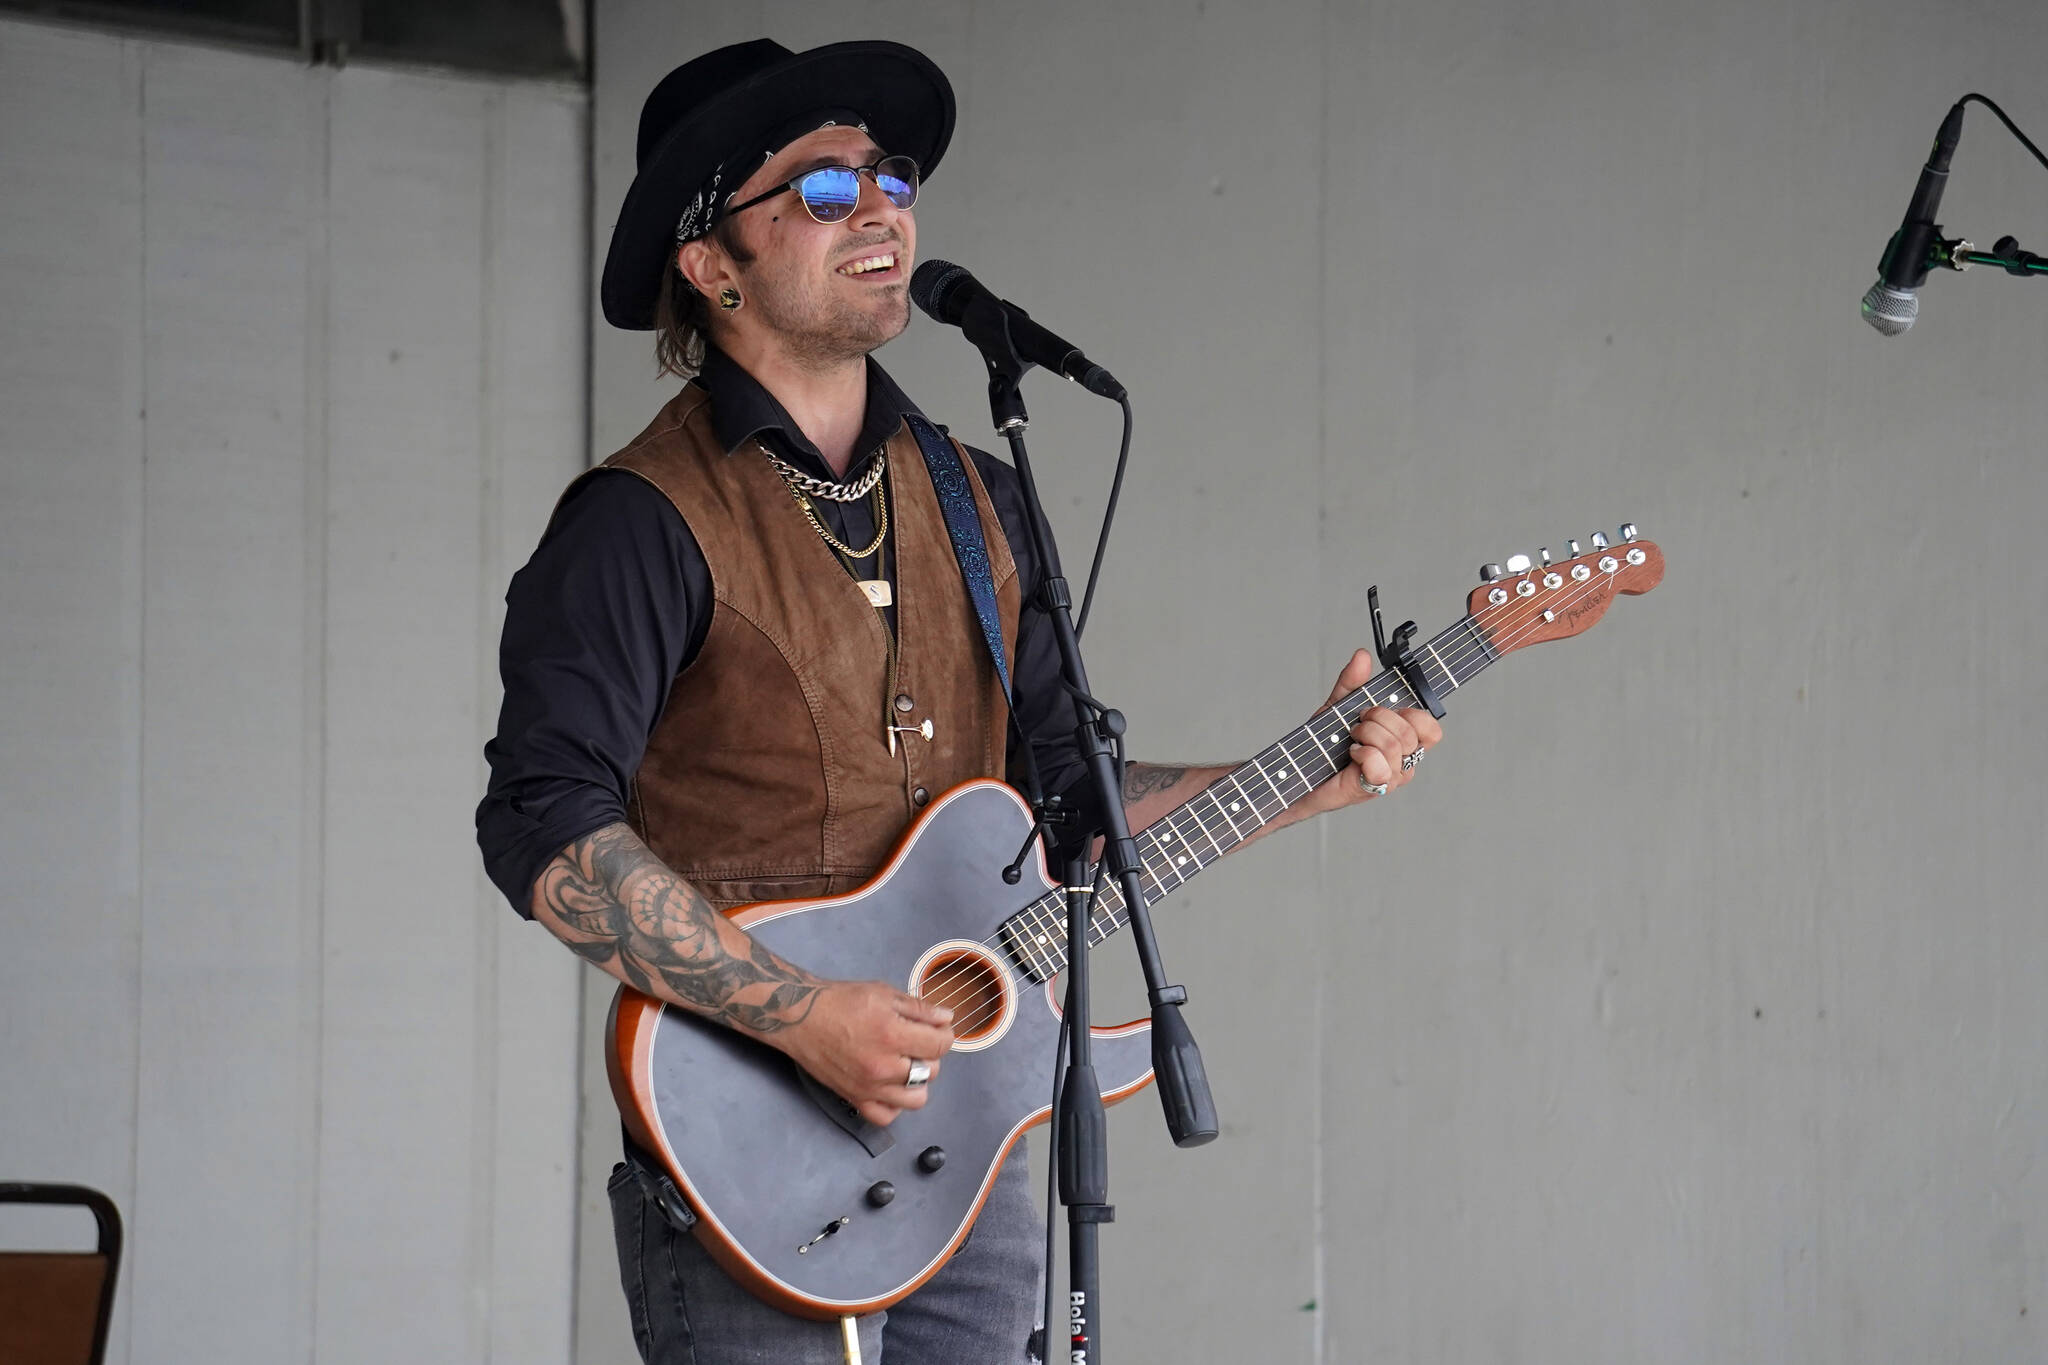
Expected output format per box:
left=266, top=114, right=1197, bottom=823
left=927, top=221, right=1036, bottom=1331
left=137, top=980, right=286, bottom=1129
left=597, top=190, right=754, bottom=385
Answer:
left=707, top=124, right=918, bottom=369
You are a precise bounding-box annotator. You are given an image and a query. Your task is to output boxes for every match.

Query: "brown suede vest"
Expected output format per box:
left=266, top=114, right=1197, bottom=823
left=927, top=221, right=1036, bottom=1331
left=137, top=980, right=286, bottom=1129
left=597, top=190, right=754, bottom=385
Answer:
left=587, top=384, right=1021, bottom=908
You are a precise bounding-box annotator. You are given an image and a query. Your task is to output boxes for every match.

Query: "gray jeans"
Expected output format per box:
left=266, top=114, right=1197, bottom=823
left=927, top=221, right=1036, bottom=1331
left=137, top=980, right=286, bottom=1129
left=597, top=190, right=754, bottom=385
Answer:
left=608, top=1146, right=1043, bottom=1364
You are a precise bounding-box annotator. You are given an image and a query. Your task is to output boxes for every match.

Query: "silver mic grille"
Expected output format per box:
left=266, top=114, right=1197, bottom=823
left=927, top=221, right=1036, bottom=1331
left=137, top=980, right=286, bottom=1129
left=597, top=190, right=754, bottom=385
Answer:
left=1860, top=280, right=1918, bottom=336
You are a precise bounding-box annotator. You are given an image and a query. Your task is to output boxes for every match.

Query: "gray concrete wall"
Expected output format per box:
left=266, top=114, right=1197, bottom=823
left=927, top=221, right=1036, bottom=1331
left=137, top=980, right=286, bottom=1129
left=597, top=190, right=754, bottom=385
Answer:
left=0, top=19, right=588, bottom=1363
left=588, top=1, right=2048, bottom=1362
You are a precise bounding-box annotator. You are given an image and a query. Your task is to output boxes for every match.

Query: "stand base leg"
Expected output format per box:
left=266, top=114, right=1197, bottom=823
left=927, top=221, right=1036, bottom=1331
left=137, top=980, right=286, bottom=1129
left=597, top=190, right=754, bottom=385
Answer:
left=840, top=1315, right=863, bottom=1365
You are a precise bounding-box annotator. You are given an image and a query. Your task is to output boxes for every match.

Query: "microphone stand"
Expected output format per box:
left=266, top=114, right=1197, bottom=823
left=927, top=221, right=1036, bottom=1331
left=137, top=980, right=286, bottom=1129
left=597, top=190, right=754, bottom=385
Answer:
left=1939, top=234, right=2048, bottom=279
left=954, top=295, right=1219, bottom=1365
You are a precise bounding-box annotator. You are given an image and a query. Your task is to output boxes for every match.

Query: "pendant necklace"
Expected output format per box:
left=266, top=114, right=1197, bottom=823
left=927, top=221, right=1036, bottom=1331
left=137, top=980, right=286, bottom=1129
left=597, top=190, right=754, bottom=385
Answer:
left=765, top=443, right=893, bottom=607
left=763, top=445, right=912, bottom=757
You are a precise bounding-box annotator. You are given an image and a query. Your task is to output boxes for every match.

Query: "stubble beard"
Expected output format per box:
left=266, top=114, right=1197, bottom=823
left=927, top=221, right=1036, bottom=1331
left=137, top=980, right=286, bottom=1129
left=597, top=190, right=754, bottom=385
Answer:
left=744, top=260, right=912, bottom=374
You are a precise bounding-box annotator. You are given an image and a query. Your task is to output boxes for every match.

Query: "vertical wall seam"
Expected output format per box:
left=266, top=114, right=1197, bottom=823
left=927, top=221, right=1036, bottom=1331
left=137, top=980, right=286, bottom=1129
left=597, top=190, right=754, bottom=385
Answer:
left=474, top=83, right=506, bottom=1365
left=300, top=61, right=333, bottom=1365
left=568, top=66, right=599, bottom=1365
left=1310, top=3, right=1331, bottom=1361
left=125, top=37, right=148, bottom=1365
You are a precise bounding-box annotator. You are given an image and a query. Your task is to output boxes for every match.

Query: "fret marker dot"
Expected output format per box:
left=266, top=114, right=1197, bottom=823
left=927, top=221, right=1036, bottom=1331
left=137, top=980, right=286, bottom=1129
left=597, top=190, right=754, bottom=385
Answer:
left=1036, top=935, right=1048, bottom=945
left=1329, top=732, right=1341, bottom=742
left=1161, top=830, right=1174, bottom=841
left=1176, top=856, right=1187, bottom=866
left=1276, top=768, right=1288, bottom=780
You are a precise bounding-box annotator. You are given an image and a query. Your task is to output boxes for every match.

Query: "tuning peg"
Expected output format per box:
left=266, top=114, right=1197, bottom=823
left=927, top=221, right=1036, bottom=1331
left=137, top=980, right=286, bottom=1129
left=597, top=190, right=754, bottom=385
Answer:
left=1505, top=553, right=1532, bottom=574
left=1538, top=547, right=1552, bottom=567
left=1479, top=563, right=1505, bottom=583
left=1568, top=539, right=1582, bottom=556
left=1619, top=523, right=1638, bottom=542
left=1590, top=531, right=1610, bottom=549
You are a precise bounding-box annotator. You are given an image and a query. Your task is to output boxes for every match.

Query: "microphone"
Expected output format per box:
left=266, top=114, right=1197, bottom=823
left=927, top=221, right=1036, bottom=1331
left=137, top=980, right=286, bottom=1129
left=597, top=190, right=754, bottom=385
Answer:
left=1862, top=102, right=1967, bottom=336
left=910, top=260, right=1127, bottom=400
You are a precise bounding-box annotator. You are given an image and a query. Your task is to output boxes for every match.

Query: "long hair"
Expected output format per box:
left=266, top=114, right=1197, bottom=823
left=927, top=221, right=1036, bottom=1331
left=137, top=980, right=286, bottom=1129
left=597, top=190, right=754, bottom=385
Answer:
left=652, top=221, right=754, bottom=380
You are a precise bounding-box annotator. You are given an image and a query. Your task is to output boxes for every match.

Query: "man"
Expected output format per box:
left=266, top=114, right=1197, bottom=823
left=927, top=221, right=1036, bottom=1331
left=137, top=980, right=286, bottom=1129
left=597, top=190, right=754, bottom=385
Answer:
left=477, top=38, right=1441, bottom=1365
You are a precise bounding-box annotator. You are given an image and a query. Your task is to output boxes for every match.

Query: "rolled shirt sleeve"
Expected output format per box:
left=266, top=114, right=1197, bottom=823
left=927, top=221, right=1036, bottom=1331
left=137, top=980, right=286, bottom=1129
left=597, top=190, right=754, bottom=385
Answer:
left=476, top=471, right=706, bottom=916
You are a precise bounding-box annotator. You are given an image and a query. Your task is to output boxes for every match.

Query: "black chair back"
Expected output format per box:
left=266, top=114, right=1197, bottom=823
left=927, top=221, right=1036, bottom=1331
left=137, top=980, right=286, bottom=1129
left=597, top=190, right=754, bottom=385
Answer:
left=0, top=1183, right=123, bottom=1365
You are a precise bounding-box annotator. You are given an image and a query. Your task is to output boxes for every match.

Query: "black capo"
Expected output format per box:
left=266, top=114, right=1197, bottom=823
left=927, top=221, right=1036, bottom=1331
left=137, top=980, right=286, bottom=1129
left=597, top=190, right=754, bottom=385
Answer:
left=1367, top=585, right=1446, bottom=720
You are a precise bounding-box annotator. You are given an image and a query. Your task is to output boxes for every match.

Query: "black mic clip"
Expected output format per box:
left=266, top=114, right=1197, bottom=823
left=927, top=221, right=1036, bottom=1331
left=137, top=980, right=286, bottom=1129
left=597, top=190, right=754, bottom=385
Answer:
left=1368, top=584, right=1446, bottom=720
left=955, top=293, right=1034, bottom=433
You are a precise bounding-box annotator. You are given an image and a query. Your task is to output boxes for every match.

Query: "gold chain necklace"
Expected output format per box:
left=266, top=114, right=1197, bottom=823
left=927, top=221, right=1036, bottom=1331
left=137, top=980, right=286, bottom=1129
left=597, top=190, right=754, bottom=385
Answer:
left=791, top=479, right=888, bottom=559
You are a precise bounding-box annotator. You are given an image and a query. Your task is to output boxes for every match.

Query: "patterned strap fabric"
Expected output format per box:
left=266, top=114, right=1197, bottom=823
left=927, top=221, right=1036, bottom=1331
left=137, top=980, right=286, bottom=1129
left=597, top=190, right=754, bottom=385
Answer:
left=903, top=414, right=1013, bottom=704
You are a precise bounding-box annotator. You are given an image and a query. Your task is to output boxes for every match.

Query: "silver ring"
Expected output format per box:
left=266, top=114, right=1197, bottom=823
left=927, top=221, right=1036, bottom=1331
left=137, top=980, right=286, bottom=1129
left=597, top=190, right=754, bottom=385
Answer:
left=1358, top=775, right=1390, bottom=797
left=1402, top=747, right=1426, bottom=771
left=905, top=1059, right=932, bottom=1088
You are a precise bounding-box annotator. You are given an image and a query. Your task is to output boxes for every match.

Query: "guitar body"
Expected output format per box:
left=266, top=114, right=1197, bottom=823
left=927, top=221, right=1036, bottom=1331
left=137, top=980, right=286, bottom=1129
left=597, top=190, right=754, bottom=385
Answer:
left=606, top=780, right=1157, bottom=1321
left=604, top=529, right=1665, bottom=1322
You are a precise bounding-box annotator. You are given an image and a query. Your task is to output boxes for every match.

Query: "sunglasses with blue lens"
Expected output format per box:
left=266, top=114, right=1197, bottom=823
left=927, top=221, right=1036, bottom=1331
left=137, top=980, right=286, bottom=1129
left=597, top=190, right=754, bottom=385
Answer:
left=724, top=154, right=920, bottom=226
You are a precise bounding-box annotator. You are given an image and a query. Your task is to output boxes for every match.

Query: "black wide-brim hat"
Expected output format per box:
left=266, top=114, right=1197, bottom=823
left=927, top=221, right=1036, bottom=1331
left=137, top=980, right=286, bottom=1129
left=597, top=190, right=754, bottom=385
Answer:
left=601, top=39, right=955, bottom=331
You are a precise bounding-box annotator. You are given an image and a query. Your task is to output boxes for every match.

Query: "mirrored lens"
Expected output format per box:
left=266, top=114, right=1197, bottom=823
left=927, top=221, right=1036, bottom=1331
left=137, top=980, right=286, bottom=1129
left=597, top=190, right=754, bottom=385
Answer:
left=875, top=156, right=919, bottom=209
left=798, top=167, right=863, bottom=222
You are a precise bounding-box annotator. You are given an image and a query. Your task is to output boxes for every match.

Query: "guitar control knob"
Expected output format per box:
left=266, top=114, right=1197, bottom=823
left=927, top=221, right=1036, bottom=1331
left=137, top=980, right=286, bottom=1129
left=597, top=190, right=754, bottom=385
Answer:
left=1479, top=563, right=1505, bottom=583
left=918, top=1146, right=947, bottom=1173
left=1619, top=523, right=1639, bottom=542
left=1590, top=531, right=1610, bottom=549
left=866, top=1181, right=896, bottom=1208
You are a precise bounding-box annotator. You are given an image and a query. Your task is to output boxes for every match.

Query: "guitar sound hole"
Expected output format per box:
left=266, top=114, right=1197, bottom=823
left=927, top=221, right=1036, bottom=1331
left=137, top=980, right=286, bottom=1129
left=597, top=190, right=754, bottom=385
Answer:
left=915, top=949, right=1008, bottom=1045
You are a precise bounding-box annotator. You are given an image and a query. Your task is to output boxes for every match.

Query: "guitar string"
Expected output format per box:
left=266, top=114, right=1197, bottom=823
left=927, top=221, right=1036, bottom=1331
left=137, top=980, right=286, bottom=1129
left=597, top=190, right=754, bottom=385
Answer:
left=906, top=642, right=1456, bottom=1021
left=1052, top=559, right=1639, bottom=943
left=911, top=562, right=1631, bottom=1039
left=908, top=561, right=1635, bottom=1038
left=907, top=560, right=1643, bottom=1040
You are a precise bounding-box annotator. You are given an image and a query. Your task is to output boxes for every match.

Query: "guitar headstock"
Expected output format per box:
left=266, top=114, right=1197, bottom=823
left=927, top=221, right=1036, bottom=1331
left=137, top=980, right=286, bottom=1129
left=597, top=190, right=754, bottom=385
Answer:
left=1464, top=524, right=1664, bottom=658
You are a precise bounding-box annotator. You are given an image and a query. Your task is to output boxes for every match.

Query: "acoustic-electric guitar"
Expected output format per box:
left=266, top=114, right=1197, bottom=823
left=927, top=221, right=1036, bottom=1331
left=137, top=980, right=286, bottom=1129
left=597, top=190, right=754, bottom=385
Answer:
left=607, top=528, right=1665, bottom=1319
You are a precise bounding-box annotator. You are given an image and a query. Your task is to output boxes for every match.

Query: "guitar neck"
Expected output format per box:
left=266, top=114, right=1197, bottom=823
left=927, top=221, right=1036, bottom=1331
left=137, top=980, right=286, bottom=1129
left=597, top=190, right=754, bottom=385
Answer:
left=999, top=615, right=1499, bottom=983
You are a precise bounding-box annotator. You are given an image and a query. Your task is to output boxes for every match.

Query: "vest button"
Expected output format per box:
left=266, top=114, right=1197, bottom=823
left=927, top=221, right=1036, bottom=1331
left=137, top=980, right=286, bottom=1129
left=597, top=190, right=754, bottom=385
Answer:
left=912, top=786, right=930, bottom=807
left=894, top=693, right=915, bottom=713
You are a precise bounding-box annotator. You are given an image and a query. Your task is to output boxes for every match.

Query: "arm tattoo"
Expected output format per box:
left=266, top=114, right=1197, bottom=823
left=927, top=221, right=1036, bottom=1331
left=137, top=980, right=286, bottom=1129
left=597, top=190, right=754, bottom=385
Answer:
left=535, top=823, right=822, bottom=1036
left=1122, top=763, right=1190, bottom=802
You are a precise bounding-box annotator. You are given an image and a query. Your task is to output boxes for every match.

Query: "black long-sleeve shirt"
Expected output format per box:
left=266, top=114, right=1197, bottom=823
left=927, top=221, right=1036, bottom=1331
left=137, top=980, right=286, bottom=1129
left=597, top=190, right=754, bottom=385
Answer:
left=476, top=347, right=1086, bottom=916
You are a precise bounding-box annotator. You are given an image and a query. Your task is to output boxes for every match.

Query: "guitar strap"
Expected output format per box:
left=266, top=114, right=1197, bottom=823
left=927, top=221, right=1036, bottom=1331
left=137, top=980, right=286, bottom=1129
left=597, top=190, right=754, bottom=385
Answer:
left=903, top=414, right=1064, bottom=826
left=903, top=413, right=1013, bottom=707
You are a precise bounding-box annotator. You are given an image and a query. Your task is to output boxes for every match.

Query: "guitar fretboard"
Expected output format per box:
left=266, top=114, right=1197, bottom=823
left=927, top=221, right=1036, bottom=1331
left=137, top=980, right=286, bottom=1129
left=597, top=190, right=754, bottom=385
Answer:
left=998, top=615, right=1498, bottom=982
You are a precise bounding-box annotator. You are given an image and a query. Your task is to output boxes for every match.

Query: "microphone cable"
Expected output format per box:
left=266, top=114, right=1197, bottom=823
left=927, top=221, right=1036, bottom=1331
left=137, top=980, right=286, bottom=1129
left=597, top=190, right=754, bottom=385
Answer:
left=1075, top=395, right=1135, bottom=639
left=1953, top=93, right=2048, bottom=176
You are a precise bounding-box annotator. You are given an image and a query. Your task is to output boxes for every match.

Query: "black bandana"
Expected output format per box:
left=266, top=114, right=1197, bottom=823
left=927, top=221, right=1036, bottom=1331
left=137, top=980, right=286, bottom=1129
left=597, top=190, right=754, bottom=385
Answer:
left=673, top=106, right=870, bottom=245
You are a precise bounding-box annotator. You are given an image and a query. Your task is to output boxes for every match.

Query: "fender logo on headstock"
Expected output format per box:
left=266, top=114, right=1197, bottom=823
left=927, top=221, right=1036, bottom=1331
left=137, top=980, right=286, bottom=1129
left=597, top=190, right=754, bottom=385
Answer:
left=1552, top=584, right=1611, bottom=629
